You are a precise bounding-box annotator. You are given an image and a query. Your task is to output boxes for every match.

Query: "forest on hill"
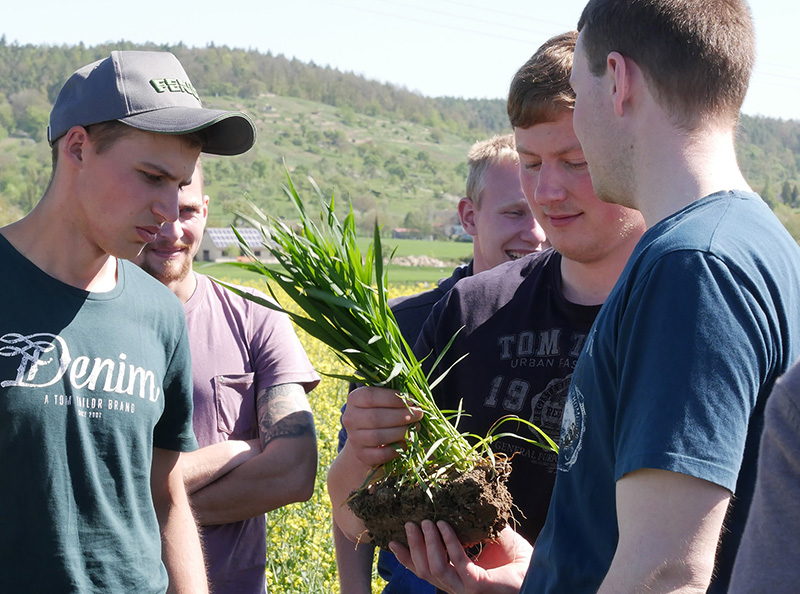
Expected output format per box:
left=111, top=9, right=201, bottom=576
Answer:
left=0, top=38, right=798, bottom=240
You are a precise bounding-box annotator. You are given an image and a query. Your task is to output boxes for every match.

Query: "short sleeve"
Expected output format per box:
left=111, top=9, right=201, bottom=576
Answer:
left=613, top=250, right=771, bottom=490
left=245, top=291, right=320, bottom=394
left=153, top=322, right=198, bottom=452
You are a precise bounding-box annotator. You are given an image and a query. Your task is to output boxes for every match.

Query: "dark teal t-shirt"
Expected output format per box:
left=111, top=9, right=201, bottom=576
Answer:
left=0, top=236, right=196, bottom=593
left=523, top=191, right=800, bottom=594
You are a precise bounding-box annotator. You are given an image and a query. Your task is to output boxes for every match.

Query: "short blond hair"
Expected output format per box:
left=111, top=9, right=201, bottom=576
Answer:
left=465, top=134, right=518, bottom=208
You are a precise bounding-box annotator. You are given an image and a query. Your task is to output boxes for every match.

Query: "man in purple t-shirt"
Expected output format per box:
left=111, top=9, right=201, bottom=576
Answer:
left=135, top=160, right=320, bottom=594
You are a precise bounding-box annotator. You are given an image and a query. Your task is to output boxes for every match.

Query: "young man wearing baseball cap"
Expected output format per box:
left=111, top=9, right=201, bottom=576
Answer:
left=0, top=50, right=256, bottom=593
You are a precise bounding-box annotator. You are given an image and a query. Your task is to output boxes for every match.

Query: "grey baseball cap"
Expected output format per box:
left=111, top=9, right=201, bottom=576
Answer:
left=47, top=50, right=256, bottom=156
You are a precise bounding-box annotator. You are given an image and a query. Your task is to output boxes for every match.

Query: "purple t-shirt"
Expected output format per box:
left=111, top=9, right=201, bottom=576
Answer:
left=185, top=274, right=319, bottom=594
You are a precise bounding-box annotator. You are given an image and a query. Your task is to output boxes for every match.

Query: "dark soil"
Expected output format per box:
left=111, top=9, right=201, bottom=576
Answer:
left=347, top=457, right=514, bottom=550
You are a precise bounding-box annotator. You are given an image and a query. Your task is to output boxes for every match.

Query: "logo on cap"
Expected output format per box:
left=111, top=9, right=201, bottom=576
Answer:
left=149, top=78, right=200, bottom=102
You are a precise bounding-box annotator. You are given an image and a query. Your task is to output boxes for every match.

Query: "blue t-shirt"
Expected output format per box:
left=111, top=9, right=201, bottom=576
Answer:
left=522, top=191, right=800, bottom=593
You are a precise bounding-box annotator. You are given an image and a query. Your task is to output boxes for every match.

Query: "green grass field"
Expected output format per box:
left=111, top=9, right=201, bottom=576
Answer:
left=363, top=237, right=473, bottom=262
left=195, top=236, right=472, bottom=286
left=197, top=261, right=455, bottom=286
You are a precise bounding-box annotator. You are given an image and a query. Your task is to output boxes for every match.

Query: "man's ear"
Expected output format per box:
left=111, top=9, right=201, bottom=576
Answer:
left=607, top=51, right=631, bottom=117
left=61, top=126, right=90, bottom=167
left=458, top=197, right=479, bottom=237
left=202, top=195, right=210, bottom=221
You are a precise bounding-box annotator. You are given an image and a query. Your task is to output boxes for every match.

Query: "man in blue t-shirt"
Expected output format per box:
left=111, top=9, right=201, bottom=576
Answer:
left=0, top=51, right=256, bottom=593
left=523, top=2, right=800, bottom=592
left=379, top=1, right=800, bottom=593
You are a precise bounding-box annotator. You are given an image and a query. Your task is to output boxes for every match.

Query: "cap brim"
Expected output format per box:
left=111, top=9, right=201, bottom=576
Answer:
left=120, top=107, right=257, bottom=156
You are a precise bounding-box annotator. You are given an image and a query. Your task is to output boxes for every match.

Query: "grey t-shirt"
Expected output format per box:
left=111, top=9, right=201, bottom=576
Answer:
left=730, top=356, right=800, bottom=593
left=185, top=274, right=319, bottom=594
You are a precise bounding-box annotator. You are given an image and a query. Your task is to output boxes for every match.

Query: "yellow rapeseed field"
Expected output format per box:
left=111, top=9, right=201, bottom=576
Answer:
left=235, top=279, right=432, bottom=593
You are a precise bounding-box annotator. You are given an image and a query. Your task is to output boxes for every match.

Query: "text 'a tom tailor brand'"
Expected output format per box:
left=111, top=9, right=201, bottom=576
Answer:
left=149, top=78, right=200, bottom=101
left=44, top=393, right=136, bottom=419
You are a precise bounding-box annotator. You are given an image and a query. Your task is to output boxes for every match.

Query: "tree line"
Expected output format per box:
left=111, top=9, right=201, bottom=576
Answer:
left=0, top=37, right=508, bottom=143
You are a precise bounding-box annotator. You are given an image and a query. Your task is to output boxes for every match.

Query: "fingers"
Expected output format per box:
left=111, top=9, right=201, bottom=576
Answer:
left=421, top=520, right=458, bottom=577
left=401, top=520, right=465, bottom=593
left=391, top=521, right=532, bottom=594
left=348, top=386, right=415, bottom=409
left=405, top=521, right=435, bottom=578
left=436, top=520, right=474, bottom=574
left=343, top=387, right=423, bottom=466
left=388, top=536, right=417, bottom=574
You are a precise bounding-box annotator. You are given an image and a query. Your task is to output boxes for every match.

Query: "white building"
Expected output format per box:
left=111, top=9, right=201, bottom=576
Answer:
left=196, top=227, right=268, bottom=262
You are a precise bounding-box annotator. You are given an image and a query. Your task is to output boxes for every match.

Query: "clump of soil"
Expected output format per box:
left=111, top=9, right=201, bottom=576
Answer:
left=347, top=457, right=514, bottom=550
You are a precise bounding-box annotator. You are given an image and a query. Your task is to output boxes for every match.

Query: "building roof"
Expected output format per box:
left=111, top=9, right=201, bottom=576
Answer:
left=204, top=227, right=266, bottom=249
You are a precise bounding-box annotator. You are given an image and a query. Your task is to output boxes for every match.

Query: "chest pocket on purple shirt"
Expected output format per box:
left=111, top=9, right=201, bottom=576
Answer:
left=212, top=373, right=258, bottom=440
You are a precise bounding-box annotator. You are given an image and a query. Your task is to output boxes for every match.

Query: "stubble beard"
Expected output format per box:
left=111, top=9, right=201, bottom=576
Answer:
left=138, top=252, right=192, bottom=285
left=549, top=209, right=641, bottom=267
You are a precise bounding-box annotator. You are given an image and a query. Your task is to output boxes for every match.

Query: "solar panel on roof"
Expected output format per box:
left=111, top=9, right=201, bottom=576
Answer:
left=204, top=227, right=267, bottom=249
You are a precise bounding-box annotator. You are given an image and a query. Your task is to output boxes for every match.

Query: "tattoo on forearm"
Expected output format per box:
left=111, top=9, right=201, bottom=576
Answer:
left=258, top=383, right=315, bottom=448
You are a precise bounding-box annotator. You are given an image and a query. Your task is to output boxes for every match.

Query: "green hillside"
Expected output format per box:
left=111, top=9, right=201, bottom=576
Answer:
left=198, top=92, right=477, bottom=235
left=0, top=39, right=799, bottom=242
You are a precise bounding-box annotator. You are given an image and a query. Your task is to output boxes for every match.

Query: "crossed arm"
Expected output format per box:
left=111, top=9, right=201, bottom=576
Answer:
left=181, top=382, right=317, bottom=526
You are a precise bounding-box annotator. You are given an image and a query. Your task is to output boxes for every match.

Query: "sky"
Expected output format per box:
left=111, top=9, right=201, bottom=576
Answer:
left=4, top=0, right=799, bottom=121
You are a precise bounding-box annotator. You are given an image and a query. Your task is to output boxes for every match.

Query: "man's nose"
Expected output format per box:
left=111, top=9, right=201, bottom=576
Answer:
left=152, top=189, right=180, bottom=225
left=534, top=163, right=568, bottom=205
